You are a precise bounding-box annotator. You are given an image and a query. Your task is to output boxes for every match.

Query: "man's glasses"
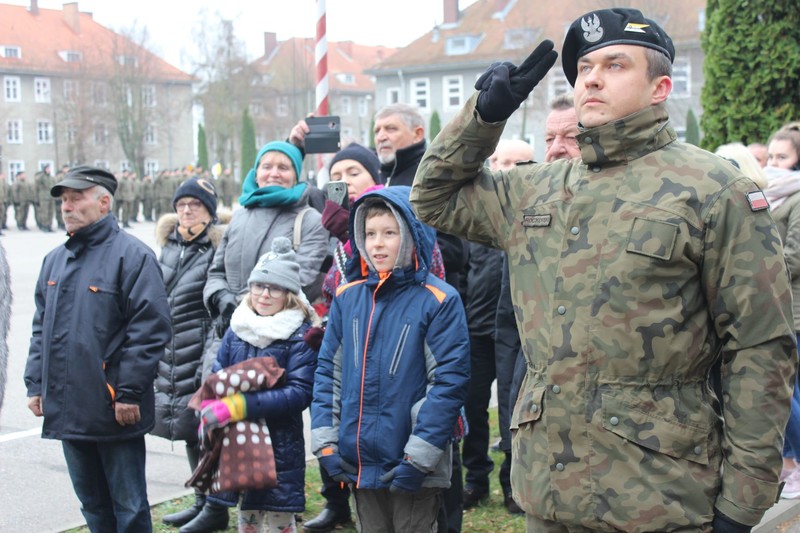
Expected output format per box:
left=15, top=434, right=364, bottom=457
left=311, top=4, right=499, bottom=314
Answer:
left=249, top=283, right=287, bottom=298
left=175, top=200, right=203, bottom=211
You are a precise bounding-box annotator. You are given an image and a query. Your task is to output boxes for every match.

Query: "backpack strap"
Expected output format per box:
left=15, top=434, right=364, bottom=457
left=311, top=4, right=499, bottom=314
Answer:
left=293, top=206, right=314, bottom=251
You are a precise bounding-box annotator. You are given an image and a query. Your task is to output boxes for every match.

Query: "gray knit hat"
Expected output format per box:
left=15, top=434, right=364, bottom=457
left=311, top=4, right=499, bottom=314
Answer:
left=247, top=237, right=302, bottom=294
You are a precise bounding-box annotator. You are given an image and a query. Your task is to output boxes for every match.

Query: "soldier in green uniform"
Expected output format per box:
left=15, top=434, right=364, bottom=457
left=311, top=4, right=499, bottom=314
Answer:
left=11, top=171, right=34, bottom=230
left=116, top=170, right=135, bottom=228
left=34, top=164, right=55, bottom=232
left=411, top=8, right=797, bottom=533
left=130, top=171, right=142, bottom=224
left=0, top=171, right=8, bottom=233
left=54, top=165, right=68, bottom=230
left=141, top=174, right=154, bottom=221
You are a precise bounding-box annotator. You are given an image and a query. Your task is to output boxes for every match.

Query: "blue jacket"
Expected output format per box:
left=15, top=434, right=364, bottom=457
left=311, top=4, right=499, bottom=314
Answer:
left=24, top=214, right=172, bottom=441
left=208, top=321, right=316, bottom=512
left=311, top=186, right=470, bottom=489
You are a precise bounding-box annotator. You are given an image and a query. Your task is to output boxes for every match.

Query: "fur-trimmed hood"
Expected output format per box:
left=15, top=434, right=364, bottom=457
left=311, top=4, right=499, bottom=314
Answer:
left=155, top=210, right=232, bottom=248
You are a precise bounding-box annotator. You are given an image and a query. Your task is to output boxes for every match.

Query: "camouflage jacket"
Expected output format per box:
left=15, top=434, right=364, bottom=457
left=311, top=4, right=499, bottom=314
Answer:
left=410, top=93, right=797, bottom=531
left=34, top=172, right=54, bottom=203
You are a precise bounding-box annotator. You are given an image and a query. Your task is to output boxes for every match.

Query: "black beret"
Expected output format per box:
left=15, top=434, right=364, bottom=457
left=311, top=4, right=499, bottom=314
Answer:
left=562, top=8, right=675, bottom=87
left=51, top=165, right=118, bottom=197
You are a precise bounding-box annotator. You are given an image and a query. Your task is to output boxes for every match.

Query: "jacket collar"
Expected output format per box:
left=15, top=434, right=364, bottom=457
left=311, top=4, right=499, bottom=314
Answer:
left=380, top=139, right=427, bottom=182
left=577, top=103, right=676, bottom=167
left=65, top=214, right=118, bottom=253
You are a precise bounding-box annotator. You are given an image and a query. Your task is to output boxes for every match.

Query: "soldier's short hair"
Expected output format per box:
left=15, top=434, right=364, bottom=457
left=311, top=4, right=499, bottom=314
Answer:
left=645, top=48, right=673, bottom=81
left=375, top=103, right=425, bottom=132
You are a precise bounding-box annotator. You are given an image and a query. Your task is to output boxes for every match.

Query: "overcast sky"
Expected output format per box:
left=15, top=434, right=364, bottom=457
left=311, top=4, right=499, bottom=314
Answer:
left=10, top=0, right=479, bottom=70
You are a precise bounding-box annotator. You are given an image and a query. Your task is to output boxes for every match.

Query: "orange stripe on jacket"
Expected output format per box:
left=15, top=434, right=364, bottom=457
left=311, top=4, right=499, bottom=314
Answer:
left=424, top=284, right=446, bottom=304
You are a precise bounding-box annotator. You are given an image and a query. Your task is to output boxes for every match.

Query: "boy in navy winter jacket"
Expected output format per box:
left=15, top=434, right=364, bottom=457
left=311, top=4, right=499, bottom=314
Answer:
left=311, top=186, right=470, bottom=531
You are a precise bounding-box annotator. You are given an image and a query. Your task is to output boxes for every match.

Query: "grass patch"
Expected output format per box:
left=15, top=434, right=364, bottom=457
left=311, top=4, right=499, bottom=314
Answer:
left=67, top=411, right=522, bottom=532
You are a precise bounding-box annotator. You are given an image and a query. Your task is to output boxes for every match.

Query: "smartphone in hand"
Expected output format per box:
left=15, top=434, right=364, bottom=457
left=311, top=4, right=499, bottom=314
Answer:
left=305, top=116, right=341, bottom=154
left=324, top=181, right=349, bottom=209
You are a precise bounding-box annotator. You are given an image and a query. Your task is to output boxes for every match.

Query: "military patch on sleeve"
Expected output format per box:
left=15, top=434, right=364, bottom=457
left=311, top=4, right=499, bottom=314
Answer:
left=746, top=190, right=769, bottom=211
left=522, top=214, right=552, bottom=228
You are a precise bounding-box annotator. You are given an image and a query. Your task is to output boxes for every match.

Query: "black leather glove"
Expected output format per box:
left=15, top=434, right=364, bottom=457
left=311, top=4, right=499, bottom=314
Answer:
left=474, top=40, right=558, bottom=123
left=712, top=512, right=751, bottom=533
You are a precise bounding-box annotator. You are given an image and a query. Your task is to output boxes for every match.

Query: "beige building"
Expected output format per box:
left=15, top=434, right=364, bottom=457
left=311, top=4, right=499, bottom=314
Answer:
left=0, top=1, right=194, bottom=182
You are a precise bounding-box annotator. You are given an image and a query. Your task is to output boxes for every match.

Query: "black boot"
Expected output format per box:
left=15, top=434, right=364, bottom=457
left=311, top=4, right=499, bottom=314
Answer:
left=164, top=444, right=205, bottom=527
left=178, top=501, right=229, bottom=533
left=303, top=507, right=352, bottom=532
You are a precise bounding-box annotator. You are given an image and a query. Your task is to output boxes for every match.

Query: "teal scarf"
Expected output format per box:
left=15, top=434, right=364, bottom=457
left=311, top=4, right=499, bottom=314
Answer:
left=238, top=169, right=308, bottom=208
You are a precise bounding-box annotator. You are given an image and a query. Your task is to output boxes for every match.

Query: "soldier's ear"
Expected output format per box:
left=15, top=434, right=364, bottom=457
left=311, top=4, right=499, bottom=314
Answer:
left=650, top=75, right=672, bottom=105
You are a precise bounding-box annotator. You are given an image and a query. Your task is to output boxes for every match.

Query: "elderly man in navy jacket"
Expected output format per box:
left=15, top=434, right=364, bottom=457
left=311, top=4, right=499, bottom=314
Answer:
left=24, top=166, right=172, bottom=533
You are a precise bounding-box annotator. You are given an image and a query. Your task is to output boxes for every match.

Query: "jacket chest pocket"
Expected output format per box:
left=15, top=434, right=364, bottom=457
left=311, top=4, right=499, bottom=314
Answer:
left=86, top=281, right=123, bottom=336
left=626, top=217, right=679, bottom=261
left=510, top=385, right=545, bottom=431
left=388, top=322, right=411, bottom=376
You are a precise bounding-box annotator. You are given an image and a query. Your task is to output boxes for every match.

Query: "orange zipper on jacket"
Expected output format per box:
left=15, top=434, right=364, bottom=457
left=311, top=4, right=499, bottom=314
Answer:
left=355, top=271, right=390, bottom=488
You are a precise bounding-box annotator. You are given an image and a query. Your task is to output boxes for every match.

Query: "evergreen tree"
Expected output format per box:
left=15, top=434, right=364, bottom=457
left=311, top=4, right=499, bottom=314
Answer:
left=197, top=124, right=209, bottom=169
left=701, top=0, right=800, bottom=150
left=369, top=118, right=376, bottom=149
left=685, top=108, right=701, bottom=146
left=429, top=111, right=442, bottom=142
left=240, top=108, right=257, bottom=178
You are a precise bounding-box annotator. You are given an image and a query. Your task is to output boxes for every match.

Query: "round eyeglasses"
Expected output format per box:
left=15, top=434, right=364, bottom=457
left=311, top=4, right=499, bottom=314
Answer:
left=249, top=283, right=288, bottom=298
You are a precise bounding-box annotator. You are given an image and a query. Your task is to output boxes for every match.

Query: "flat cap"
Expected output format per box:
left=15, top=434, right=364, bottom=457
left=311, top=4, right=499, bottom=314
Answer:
left=51, top=165, right=118, bottom=197
left=562, top=8, right=674, bottom=87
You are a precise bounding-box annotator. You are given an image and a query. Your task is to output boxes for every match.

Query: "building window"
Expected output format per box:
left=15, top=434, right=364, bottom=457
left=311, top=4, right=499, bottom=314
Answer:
left=358, top=96, right=368, bottom=117
left=445, top=35, right=480, bottom=56
left=9, top=161, right=25, bottom=180
left=336, top=73, right=355, bottom=84
left=121, top=160, right=132, bottom=172
left=7, top=120, right=22, bottom=143
left=142, top=85, right=156, bottom=107
left=249, top=102, right=263, bottom=116
left=547, top=67, right=570, bottom=102
left=93, top=160, right=110, bottom=170
left=144, top=123, right=157, bottom=144
left=38, top=160, right=54, bottom=172
left=340, top=96, right=352, bottom=115
left=504, top=28, right=536, bottom=50
left=276, top=95, right=289, bottom=117
left=116, top=55, right=137, bottom=67
left=387, top=88, right=400, bottom=105
left=37, top=120, right=53, bottom=144
left=672, top=58, right=691, bottom=98
left=92, top=82, right=108, bottom=105
left=145, top=160, right=159, bottom=177
left=342, top=127, right=353, bottom=139
left=410, top=78, right=430, bottom=112
left=443, top=76, right=463, bottom=111
left=34, top=78, right=51, bottom=103
left=2, top=46, right=21, bottom=58
left=63, top=80, right=78, bottom=101
left=67, top=123, right=77, bottom=143
left=94, top=124, right=109, bottom=145
left=4, top=76, right=21, bottom=102
left=59, top=50, right=82, bottom=62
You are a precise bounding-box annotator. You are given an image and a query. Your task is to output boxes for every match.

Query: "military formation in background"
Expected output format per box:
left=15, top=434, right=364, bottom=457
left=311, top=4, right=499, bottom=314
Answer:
left=0, top=165, right=238, bottom=234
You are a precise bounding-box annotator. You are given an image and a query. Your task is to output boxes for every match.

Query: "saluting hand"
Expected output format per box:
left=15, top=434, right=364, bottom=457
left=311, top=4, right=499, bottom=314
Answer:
left=474, top=40, right=558, bottom=123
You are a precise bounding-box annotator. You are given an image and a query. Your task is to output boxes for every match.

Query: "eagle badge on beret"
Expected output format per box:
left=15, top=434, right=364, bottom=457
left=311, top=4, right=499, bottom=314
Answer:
left=581, top=14, right=604, bottom=43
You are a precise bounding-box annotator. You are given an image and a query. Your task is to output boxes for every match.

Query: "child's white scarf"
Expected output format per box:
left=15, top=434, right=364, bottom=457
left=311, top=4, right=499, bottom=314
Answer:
left=229, top=299, right=304, bottom=349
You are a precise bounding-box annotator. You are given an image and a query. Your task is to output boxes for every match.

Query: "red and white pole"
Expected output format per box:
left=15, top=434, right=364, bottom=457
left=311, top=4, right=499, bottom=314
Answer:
left=315, top=0, right=329, bottom=116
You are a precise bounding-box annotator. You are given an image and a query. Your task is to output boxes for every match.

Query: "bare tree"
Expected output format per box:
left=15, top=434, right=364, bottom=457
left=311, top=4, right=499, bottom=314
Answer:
left=190, top=12, right=258, bottom=169
left=106, top=24, right=159, bottom=177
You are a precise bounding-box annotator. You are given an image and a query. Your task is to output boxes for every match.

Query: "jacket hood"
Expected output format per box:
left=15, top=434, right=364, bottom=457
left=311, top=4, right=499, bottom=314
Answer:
left=345, top=185, right=435, bottom=285
left=155, top=210, right=232, bottom=248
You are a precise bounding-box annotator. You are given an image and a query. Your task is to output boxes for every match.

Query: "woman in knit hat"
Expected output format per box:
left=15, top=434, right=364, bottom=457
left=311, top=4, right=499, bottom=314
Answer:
left=152, top=176, right=234, bottom=529
left=203, top=141, right=329, bottom=363
left=197, top=237, right=321, bottom=533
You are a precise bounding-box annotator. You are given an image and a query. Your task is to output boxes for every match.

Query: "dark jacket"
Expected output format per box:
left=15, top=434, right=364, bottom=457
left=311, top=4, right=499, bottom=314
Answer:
left=465, top=242, right=504, bottom=336
left=24, top=214, right=172, bottom=441
left=208, top=321, right=316, bottom=512
left=311, top=186, right=470, bottom=490
left=152, top=214, right=227, bottom=442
